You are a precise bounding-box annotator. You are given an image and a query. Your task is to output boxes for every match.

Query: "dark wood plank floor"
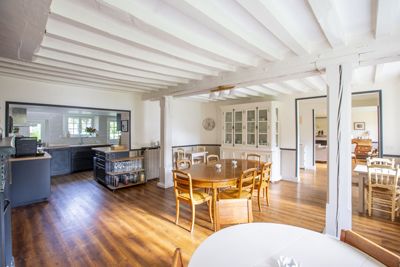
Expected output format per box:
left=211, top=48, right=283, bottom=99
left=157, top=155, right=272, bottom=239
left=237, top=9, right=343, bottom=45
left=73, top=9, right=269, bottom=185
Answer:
left=12, top=165, right=400, bottom=266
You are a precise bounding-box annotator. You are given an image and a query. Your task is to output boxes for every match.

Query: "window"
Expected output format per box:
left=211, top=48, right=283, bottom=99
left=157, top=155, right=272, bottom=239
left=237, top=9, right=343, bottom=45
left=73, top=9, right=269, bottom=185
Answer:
left=109, top=120, right=119, bottom=140
left=29, top=123, right=42, bottom=140
left=67, top=116, right=93, bottom=137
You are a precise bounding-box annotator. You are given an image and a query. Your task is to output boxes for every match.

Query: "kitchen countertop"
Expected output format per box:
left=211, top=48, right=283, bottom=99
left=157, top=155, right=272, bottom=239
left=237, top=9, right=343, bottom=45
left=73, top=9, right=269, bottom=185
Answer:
left=45, top=144, right=111, bottom=149
left=0, top=137, right=13, bottom=148
left=92, top=146, right=129, bottom=153
left=10, top=152, right=52, bottom=162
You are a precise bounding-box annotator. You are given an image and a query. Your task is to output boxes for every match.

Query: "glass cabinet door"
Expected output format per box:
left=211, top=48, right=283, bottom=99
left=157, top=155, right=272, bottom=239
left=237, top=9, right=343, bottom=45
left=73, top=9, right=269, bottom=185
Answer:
left=258, top=109, right=268, bottom=146
left=246, top=110, right=256, bottom=145
left=224, top=111, right=233, bottom=144
left=234, top=110, right=243, bottom=145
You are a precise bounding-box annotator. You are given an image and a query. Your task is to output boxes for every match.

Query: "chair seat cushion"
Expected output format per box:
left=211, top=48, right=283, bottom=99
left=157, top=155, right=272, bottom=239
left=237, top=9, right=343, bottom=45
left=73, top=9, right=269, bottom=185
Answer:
left=179, top=191, right=211, bottom=202
left=218, top=189, right=252, bottom=199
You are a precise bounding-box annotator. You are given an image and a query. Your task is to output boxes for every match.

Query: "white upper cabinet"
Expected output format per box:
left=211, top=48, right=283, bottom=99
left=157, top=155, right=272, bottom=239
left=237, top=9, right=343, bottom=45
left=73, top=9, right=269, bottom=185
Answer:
left=221, top=101, right=279, bottom=149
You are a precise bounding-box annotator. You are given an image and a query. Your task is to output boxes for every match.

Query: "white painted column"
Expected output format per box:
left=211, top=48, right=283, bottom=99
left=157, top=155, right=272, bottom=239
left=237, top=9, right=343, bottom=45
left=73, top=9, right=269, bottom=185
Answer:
left=325, top=63, right=353, bottom=237
left=158, top=96, right=174, bottom=188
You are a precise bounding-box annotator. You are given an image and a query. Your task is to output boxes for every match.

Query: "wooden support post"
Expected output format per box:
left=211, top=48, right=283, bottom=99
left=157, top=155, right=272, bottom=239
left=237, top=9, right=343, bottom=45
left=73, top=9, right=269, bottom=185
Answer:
left=158, top=96, right=174, bottom=188
left=325, top=62, right=353, bottom=237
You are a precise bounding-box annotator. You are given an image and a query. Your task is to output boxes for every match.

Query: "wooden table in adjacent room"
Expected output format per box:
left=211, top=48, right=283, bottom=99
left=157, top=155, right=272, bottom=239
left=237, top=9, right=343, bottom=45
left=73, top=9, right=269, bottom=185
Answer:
left=188, top=159, right=261, bottom=231
left=189, top=223, right=384, bottom=267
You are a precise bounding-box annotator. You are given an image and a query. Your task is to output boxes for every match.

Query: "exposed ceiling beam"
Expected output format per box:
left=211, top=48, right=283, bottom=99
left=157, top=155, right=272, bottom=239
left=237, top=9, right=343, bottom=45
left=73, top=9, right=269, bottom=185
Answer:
left=36, top=47, right=186, bottom=84
left=41, top=36, right=203, bottom=80
left=0, top=63, right=153, bottom=92
left=45, top=17, right=218, bottom=76
left=49, top=0, right=235, bottom=72
left=261, top=83, right=291, bottom=95
left=247, top=85, right=278, bottom=96
left=307, top=0, right=346, bottom=48
left=237, top=88, right=263, bottom=97
left=143, top=37, right=400, bottom=100
left=281, top=80, right=309, bottom=92
left=33, top=57, right=167, bottom=89
left=372, top=64, right=385, bottom=83
left=101, top=0, right=258, bottom=67
left=166, top=0, right=283, bottom=61
left=372, top=0, right=399, bottom=39
left=236, top=0, right=309, bottom=56
left=305, top=76, right=327, bottom=91
left=0, top=68, right=146, bottom=93
left=302, top=77, right=324, bottom=91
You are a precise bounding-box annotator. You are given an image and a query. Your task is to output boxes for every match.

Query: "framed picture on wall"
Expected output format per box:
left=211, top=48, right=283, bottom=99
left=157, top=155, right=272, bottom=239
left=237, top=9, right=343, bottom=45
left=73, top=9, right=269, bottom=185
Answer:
left=354, top=122, right=365, bottom=130
left=121, top=120, right=129, bottom=132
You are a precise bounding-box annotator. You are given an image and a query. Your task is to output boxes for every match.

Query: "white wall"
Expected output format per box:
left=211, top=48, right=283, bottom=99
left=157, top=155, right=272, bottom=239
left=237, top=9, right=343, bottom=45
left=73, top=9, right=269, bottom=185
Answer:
left=0, top=75, right=140, bottom=148
left=298, top=98, right=327, bottom=169
left=351, top=106, right=378, bottom=142
left=0, top=75, right=220, bottom=149
left=171, top=98, right=219, bottom=146
left=352, top=80, right=400, bottom=155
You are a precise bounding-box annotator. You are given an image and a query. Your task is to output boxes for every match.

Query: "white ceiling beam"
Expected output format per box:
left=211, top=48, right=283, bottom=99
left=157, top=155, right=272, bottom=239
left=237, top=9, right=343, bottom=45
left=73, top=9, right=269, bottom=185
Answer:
left=304, top=75, right=328, bottom=91
left=261, top=83, right=291, bottom=95
left=282, top=80, right=310, bottom=93
left=307, top=0, right=346, bottom=48
left=49, top=0, right=235, bottom=72
left=37, top=46, right=186, bottom=84
left=45, top=17, right=218, bottom=76
left=100, top=0, right=258, bottom=67
left=36, top=48, right=181, bottom=86
left=166, top=0, right=283, bottom=61
left=247, top=85, right=278, bottom=96
left=372, top=64, right=385, bottom=83
left=0, top=57, right=162, bottom=90
left=143, top=37, right=400, bottom=100
left=236, top=0, right=309, bottom=56
left=33, top=57, right=166, bottom=89
left=0, top=68, right=147, bottom=93
left=0, top=63, right=154, bottom=92
left=41, top=36, right=203, bottom=80
left=372, top=0, right=399, bottom=39
left=236, top=88, right=263, bottom=97
left=302, top=76, right=325, bottom=91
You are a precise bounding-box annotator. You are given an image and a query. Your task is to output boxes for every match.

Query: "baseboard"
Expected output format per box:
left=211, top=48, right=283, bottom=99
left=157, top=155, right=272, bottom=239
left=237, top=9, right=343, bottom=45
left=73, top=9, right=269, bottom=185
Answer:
left=157, top=181, right=173, bottom=189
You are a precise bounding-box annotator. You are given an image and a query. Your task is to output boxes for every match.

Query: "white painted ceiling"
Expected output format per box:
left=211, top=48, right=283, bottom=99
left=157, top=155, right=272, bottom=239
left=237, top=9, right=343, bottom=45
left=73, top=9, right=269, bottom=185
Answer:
left=0, top=0, right=399, bottom=100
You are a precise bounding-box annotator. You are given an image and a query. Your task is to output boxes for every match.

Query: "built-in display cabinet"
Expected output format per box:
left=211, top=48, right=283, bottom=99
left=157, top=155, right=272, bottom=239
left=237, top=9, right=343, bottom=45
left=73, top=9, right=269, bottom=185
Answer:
left=220, top=101, right=281, bottom=181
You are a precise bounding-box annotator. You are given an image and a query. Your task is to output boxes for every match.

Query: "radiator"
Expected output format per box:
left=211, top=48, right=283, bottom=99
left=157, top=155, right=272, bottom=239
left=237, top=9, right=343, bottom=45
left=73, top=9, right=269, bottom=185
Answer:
left=144, top=148, right=160, bottom=180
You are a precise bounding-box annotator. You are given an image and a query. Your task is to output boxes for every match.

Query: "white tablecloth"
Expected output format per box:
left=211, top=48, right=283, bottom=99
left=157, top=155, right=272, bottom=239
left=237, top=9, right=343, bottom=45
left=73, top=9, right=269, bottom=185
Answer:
left=189, top=223, right=383, bottom=267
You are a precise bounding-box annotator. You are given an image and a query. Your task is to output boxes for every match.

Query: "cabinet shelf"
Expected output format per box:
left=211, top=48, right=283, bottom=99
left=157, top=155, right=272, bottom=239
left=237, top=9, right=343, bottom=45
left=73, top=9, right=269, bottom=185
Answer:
left=106, top=169, right=145, bottom=175
left=110, top=156, right=144, bottom=162
left=106, top=181, right=146, bottom=191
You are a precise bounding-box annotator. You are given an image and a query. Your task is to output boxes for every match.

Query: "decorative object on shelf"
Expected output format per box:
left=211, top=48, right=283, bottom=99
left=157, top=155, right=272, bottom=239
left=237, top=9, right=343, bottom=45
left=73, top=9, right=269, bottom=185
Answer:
left=202, top=118, right=216, bottom=131
left=85, top=127, right=97, bottom=137
left=354, top=122, right=365, bottom=130
left=121, top=120, right=129, bottom=132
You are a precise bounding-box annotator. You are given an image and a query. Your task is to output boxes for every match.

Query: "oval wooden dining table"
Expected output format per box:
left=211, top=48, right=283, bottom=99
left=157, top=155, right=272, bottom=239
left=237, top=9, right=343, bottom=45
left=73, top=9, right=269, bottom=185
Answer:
left=187, top=159, right=261, bottom=231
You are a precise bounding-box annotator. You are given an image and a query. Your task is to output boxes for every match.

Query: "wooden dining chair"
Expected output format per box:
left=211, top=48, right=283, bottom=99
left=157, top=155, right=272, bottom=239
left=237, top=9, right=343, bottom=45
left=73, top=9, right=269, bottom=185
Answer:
left=215, top=198, right=253, bottom=231
left=367, top=157, right=395, bottom=168
left=206, top=154, right=219, bottom=164
left=175, top=159, right=192, bottom=170
left=172, top=248, right=184, bottom=267
left=176, top=148, right=186, bottom=161
left=246, top=153, right=261, bottom=166
left=172, top=170, right=213, bottom=233
left=218, top=168, right=257, bottom=200
left=254, top=162, right=272, bottom=211
left=340, top=230, right=400, bottom=267
left=367, top=165, right=400, bottom=221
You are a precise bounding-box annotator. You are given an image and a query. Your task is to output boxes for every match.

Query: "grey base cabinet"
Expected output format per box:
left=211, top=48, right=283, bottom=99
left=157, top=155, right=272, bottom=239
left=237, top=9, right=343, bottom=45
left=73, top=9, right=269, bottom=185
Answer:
left=11, top=157, right=51, bottom=207
left=47, top=148, right=71, bottom=176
